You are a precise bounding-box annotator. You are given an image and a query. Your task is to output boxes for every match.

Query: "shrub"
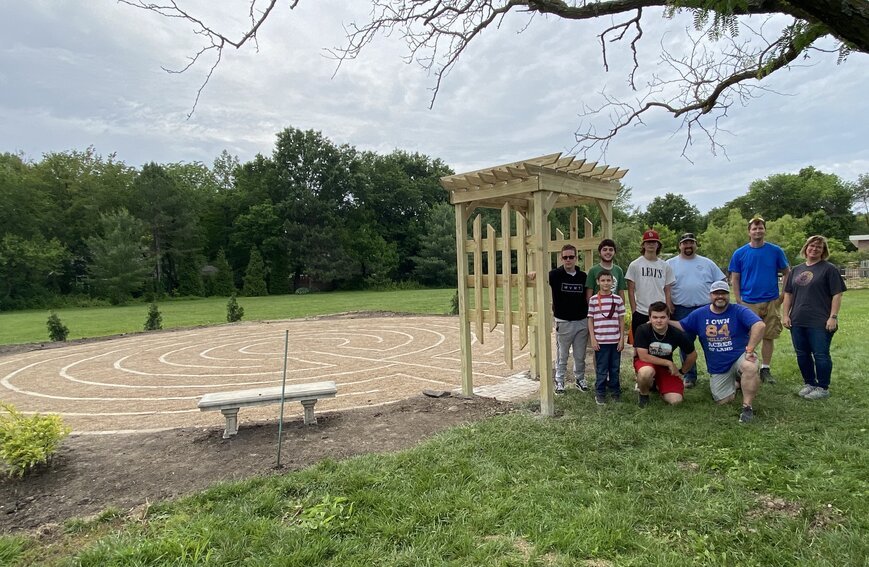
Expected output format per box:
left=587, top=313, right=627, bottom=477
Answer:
left=144, top=302, right=163, bottom=331
left=449, top=290, right=459, bottom=315
left=0, top=403, right=71, bottom=478
left=294, top=287, right=311, bottom=295
left=226, top=294, right=245, bottom=322
left=46, top=311, right=69, bottom=342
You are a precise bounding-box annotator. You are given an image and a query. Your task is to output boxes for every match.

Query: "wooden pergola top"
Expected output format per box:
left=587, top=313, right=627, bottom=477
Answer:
left=440, top=152, right=628, bottom=192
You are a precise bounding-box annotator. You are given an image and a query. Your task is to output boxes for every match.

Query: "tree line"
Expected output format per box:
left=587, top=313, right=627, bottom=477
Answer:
left=1, top=126, right=866, bottom=310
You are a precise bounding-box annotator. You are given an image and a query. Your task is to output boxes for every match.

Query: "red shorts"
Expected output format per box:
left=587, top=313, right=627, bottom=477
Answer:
left=633, top=359, right=685, bottom=396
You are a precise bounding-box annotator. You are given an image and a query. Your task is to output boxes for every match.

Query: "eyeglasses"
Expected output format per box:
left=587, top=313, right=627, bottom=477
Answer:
left=561, top=255, right=575, bottom=260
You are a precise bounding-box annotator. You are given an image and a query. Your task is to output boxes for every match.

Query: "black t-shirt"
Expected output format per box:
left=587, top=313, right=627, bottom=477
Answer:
left=632, top=322, right=694, bottom=361
left=548, top=266, right=589, bottom=321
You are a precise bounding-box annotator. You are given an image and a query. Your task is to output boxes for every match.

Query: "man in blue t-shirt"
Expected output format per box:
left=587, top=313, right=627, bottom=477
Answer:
left=728, top=216, right=789, bottom=384
left=673, top=281, right=765, bottom=423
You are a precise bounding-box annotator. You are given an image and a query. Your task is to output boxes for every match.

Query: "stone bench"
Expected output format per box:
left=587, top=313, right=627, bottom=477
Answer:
left=198, top=381, right=337, bottom=438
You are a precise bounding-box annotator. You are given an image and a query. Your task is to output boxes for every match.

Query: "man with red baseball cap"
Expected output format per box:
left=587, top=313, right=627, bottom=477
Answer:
left=626, top=229, right=675, bottom=338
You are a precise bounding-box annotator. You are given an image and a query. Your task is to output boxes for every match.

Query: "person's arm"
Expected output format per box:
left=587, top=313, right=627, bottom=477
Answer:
left=781, top=291, right=793, bottom=329
left=617, top=314, right=625, bottom=351
left=777, top=266, right=791, bottom=303
left=745, top=320, right=766, bottom=363
left=585, top=287, right=594, bottom=301
left=730, top=272, right=742, bottom=304
left=587, top=316, right=600, bottom=351
left=827, top=292, right=843, bottom=332
left=680, top=350, right=698, bottom=375
left=665, top=283, right=674, bottom=314
left=669, top=319, right=684, bottom=332
left=627, top=280, right=637, bottom=313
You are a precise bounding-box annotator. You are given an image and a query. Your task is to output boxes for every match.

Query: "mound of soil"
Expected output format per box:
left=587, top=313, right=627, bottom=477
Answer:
left=0, top=395, right=515, bottom=533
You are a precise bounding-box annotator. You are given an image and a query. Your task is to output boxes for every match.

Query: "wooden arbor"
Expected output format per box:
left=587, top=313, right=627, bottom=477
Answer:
left=441, top=153, right=627, bottom=416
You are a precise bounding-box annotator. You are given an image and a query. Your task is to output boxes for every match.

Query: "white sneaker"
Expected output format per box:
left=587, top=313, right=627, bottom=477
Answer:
left=797, top=384, right=816, bottom=398
left=804, top=388, right=830, bottom=400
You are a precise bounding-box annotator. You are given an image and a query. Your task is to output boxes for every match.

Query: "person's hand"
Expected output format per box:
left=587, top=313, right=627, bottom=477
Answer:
left=826, top=317, right=838, bottom=332
left=782, top=314, right=791, bottom=329
left=667, top=361, right=680, bottom=376
left=617, top=339, right=624, bottom=352
left=590, top=339, right=600, bottom=351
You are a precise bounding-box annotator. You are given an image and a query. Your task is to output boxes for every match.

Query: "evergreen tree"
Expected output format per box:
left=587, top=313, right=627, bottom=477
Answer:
left=242, top=247, right=268, bottom=296
left=144, top=302, right=163, bottom=330
left=226, top=293, right=244, bottom=322
left=210, top=248, right=236, bottom=296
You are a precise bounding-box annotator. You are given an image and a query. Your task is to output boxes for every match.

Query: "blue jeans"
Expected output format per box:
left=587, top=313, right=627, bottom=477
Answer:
left=594, top=343, right=621, bottom=396
left=672, top=304, right=705, bottom=384
left=790, top=325, right=834, bottom=389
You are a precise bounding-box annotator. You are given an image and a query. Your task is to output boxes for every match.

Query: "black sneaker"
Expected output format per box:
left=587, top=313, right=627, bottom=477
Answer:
left=555, top=384, right=565, bottom=395
left=638, top=394, right=650, bottom=408
left=575, top=378, right=590, bottom=392
left=739, top=405, right=754, bottom=423
left=611, top=394, right=622, bottom=403
left=595, top=394, right=606, bottom=406
left=760, top=368, right=776, bottom=384
left=684, top=378, right=696, bottom=389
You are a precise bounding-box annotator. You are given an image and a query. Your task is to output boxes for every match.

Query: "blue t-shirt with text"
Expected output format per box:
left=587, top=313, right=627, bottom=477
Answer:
left=680, top=304, right=761, bottom=374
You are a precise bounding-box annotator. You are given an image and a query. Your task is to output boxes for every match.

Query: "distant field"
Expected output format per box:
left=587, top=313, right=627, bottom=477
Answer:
left=0, top=289, right=456, bottom=346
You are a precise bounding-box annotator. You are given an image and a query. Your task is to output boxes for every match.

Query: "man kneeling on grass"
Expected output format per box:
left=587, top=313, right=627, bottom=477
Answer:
left=671, top=281, right=766, bottom=424
left=633, top=301, right=697, bottom=407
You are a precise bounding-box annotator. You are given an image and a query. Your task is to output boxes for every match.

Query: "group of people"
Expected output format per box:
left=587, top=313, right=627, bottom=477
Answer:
left=547, top=217, right=846, bottom=423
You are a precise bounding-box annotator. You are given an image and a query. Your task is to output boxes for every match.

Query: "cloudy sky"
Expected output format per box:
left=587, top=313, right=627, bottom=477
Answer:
left=2, top=1, right=867, bottom=212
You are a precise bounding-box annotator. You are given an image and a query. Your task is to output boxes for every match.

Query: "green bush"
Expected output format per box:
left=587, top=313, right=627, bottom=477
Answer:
left=46, top=311, right=69, bottom=341
left=449, top=290, right=459, bottom=315
left=226, top=294, right=245, bottom=322
left=294, top=287, right=311, bottom=295
left=0, top=403, right=71, bottom=478
left=144, top=302, right=163, bottom=331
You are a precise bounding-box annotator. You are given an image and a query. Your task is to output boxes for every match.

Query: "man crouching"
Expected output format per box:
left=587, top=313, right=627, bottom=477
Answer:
left=633, top=301, right=697, bottom=407
left=672, top=281, right=765, bottom=423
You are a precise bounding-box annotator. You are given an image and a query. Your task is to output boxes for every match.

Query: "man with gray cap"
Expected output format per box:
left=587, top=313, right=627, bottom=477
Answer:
left=672, top=281, right=765, bottom=423
left=667, top=233, right=726, bottom=388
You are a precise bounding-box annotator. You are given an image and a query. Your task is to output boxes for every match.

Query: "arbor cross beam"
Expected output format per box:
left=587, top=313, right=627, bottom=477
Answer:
left=441, top=153, right=627, bottom=416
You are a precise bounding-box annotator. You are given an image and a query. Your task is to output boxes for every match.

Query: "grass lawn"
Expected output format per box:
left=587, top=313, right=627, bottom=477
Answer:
left=0, top=289, right=456, bottom=346
left=2, top=290, right=867, bottom=565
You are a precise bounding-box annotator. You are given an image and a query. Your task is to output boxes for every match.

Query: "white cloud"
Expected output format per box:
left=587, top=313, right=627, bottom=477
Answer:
left=1, top=1, right=866, bottom=212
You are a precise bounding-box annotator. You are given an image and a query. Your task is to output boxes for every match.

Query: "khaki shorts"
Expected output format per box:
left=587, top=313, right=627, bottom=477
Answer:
left=710, top=352, right=759, bottom=402
left=744, top=298, right=783, bottom=340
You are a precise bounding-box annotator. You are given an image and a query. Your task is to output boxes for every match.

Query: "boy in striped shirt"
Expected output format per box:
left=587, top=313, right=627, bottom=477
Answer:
left=587, top=270, right=626, bottom=405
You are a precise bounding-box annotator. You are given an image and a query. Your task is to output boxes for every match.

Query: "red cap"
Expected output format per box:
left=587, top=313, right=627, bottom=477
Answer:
left=642, top=229, right=661, bottom=242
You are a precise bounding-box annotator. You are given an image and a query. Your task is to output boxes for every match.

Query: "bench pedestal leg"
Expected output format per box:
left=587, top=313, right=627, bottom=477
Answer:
left=221, top=408, right=239, bottom=438
left=301, top=399, right=318, bottom=425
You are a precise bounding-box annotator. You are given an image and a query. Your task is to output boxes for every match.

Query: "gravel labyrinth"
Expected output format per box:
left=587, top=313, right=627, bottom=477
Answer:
left=0, top=315, right=538, bottom=435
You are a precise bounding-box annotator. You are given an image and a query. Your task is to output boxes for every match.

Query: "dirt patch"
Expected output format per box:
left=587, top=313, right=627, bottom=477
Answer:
left=1, top=394, right=517, bottom=533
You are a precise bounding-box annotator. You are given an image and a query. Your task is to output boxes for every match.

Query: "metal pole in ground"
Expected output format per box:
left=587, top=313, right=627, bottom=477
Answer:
left=276, top=329, right=289, bottom=468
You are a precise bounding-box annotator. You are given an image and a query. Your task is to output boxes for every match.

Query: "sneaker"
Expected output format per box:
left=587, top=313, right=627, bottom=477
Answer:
left=684, top=378, right=696, bottom=389
left=611, top=394, right=622, bottom=403
left=739, top=405, right=754, bottom=423
left=797, top=384, right=816, bottom=397
left=760, top=367, right=776, bottom=384
left=595, top=394, right=606, bottom=405
left=804, top=387, right=830, bottom=400
left=555, top=384, right=565, bottom=395
left=638, top=394, right=650, bottom=408
left=575, top=378, right=589, bottom=392
left=633, top=383, right=640, bottom=392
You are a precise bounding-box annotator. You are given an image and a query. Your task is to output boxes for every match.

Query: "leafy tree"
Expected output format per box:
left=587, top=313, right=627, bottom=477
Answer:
left=766, top=214, right=811, bottom=266
left=644, top=193, right=701, bottom=235
left=0, top=235, right=68, bottom=309
left=242, top=247, right=268, bottom=296
left=723, top=167, right=855, bottom=242
left=851, top=173, right=869, bottom=231
left=86, top=209, right=151, bottom=304
left=698, top=208, right=748, bottom=269
left=120, top=1, right=867, bottom=154
left=412, top=202, right=457, bottom=287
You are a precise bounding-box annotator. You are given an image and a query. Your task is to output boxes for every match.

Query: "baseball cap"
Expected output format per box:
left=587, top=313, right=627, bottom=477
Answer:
left=710, top=281, right=730, bottom=293
left=641, top=229, right=661, bottom=243
left=679, top=232, right=697, bottom=244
